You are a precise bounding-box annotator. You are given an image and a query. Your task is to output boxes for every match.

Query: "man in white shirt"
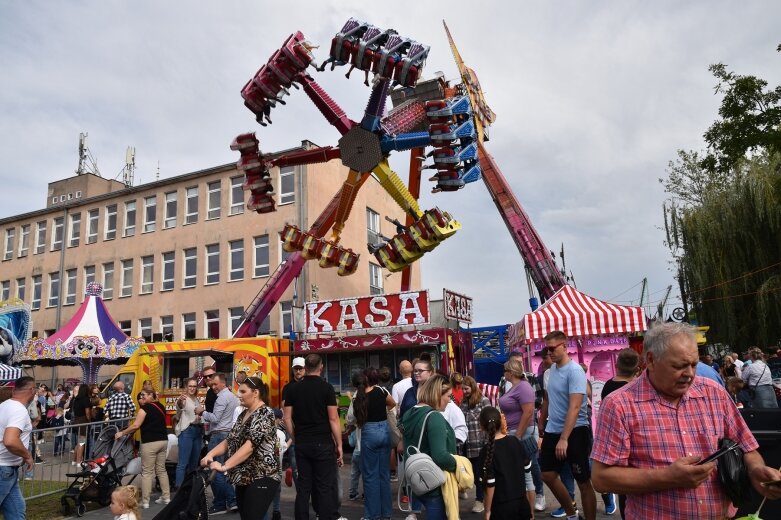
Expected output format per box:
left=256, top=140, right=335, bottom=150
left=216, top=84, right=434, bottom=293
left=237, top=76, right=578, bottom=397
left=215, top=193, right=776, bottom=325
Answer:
left=0, top=376, right=37, bottom=518
left=391, top=360, right=413, bottom=414
left=731, top=352, right=744, bottom=377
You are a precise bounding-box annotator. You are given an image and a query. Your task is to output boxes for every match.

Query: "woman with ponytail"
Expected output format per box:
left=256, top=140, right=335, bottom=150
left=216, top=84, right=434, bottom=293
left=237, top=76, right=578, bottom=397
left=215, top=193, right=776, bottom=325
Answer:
left=352, top=367, right=395, bottom=520
left=479, top=406, right=532, bottom=520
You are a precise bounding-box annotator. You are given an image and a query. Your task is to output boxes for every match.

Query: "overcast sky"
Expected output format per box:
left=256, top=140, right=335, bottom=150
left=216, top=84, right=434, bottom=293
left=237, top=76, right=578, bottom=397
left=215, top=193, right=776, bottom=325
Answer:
left=2, top=1, right=779, bottom=327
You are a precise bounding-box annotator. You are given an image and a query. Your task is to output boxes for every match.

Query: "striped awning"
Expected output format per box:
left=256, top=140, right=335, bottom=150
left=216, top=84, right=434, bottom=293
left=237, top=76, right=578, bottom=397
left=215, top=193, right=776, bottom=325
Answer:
left=523, top=285, right=647, bottom=340
left=0, top=363, right=22, bottom=381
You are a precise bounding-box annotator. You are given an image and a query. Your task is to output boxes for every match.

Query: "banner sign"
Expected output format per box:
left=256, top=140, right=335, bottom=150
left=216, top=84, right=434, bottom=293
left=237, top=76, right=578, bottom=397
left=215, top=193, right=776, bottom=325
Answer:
left=443, top=289, right=473, bottom=324
left=297, top=328, right=444, bottom=352
left=305, top=290, right=430, bottom=334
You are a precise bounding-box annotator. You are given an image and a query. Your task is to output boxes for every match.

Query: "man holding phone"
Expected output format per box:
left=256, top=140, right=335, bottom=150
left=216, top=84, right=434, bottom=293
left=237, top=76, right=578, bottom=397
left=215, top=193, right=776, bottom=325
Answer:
left=592, top=322, right=781, bottom=519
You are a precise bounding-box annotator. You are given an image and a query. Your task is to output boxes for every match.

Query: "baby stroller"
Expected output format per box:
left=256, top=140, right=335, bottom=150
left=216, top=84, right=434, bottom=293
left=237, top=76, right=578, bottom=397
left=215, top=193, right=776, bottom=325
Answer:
left=61, top=424, right=136, bottom=517
left=153, top=468, right=212, bottom=520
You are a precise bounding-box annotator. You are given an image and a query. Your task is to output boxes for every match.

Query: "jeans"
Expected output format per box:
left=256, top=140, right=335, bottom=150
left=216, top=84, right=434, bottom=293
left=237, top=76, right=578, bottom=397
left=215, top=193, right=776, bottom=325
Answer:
left=349, top=449, right=362, bottom=498
left=176, top=425, right=204, bottom=488
left=360, top=421, right=391, bottom=519
left=288, top=445, right=299, bottom=488
left=54, top=434, right=66, bottom=456
left=235, top=476, right=279, bottom=520
left=140, top=440, right=170, bottom=504
left=416, top=493, right=445, bottom=520
left=467, top=455, right=484, bottom=501
left=0, top=466, right=25, bottom=519
left=294, top=442, right=338, bottom=520
left=209, top=432, right=236, bottom=509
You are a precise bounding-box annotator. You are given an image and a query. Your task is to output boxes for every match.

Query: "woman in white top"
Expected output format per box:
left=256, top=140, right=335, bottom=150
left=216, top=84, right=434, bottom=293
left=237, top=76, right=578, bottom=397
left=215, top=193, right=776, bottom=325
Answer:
left=741, top=348, right=778, bottom=408
left=174, top=377, right=204, bottom=487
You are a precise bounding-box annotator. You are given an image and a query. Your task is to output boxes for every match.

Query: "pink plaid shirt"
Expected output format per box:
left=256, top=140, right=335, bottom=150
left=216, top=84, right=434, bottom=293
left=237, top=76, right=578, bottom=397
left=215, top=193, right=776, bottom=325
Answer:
left=592, top=372, right=758, bottom=519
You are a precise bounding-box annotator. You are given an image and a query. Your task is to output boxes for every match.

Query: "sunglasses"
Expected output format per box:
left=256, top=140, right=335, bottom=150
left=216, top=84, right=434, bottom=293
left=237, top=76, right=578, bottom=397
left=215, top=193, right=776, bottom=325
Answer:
left=546, top=342, right=567, bottom=352
left=204, top=373, right=215, bottom=378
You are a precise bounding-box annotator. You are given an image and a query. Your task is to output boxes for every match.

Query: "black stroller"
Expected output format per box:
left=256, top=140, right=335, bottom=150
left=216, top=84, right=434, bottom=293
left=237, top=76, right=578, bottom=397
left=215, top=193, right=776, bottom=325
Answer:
left=152, top=469, right=212, bottom=520
left=61, top=424, right=136, bottom=517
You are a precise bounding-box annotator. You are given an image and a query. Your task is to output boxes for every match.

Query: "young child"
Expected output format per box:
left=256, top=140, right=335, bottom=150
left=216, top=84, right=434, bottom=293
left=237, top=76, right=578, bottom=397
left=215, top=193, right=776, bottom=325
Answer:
left=479, top=406, right=532, bottom=520
left=110, top=485, right=141, bottom=520
left=52, top=404, right=67, bottom=456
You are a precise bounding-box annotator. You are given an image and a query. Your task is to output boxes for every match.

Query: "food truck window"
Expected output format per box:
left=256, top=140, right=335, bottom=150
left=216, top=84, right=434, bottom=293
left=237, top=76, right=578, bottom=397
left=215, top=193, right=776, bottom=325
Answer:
left=164, top=357, right=190, bottom=389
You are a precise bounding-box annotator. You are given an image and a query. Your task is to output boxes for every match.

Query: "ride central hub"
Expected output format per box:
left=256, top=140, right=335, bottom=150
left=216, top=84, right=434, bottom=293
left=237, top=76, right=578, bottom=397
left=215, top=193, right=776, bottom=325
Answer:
left=338, top=126, right=383, bottom=172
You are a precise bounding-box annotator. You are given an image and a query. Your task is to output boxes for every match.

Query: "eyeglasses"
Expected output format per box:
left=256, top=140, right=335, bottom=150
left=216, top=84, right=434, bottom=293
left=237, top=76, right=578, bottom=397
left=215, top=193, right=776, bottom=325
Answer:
left=204, top=373, right=215, bottom=378
left=546, top=342, right=567, bottom=352
left=413, top=369, right=430, bottom=374
left=293, top=366, right=305, bottom=370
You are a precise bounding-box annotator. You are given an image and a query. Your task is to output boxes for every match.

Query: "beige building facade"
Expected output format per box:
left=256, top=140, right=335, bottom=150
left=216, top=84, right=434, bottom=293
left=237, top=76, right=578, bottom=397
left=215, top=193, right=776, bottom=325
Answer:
left=0, top=140, right=421, bottom=382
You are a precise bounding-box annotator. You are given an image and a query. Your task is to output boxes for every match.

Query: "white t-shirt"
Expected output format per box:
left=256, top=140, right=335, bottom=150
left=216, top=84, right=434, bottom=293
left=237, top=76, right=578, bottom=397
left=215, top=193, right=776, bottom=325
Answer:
left=441, top=401, right=468, bottom=443
left=0, top=399, right=33, bottom=466
left=391, top=377, right=413, bottom=413
left=115, top=513, right=138, bottom=520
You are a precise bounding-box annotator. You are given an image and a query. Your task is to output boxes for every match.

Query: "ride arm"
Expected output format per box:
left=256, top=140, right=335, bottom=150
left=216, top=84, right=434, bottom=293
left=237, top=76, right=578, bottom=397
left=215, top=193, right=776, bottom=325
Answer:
left=297, top=74, right=356, bottom=135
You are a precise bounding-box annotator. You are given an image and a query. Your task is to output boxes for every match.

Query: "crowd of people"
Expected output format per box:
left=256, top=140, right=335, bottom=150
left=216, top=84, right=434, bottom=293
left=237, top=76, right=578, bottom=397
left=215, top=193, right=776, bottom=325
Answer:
left=2, top=322, right=781, bottom=520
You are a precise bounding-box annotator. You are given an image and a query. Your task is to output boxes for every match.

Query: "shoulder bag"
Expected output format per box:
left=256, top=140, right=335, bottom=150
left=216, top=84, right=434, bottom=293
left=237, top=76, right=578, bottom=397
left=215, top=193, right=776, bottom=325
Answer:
left=380, top=386, right=402, bottom=446
left=403, top=409, right=447, bottom=497
left=717, top=438, right=751, bottom=507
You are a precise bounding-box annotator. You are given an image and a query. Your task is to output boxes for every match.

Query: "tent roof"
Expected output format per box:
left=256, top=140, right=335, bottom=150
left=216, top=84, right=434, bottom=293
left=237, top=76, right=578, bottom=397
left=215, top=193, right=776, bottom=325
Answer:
left=0, top=362, right=23, bottom=381
left=523, top=285, right=647, bottom=340
left=45, top=287, right=129, bottom=347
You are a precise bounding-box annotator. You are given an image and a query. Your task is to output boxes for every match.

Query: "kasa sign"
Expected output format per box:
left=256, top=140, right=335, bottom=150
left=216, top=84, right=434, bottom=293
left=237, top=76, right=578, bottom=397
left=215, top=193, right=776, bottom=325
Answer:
left=305, top=290, right=430, bottom=333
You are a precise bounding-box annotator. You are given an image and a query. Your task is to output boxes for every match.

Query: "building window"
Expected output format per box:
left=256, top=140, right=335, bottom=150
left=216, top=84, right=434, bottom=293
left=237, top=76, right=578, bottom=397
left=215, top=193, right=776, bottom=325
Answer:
left=280, top=301, right=293, bottom=338
left=51, top=217, right=64, bottom=251
left=16, top=278, right=25, bottom=301
left=183, top=248, right=197, bottom=288
left=119, top=320, right=131, bottom=336
left=279, top=166, right=295, bottom=205
left=205, top=310, right=220, bottom=339
left=206, top=244, right=220, bottom=284
left=87, top=209, right=99, bottom=244
left=105, top=204, right=117, bottom=240
left=75, top=190, right=82, bottom=198
left=18, top=225, right=30, bottom=257
left=229, top=239, right=244, bottom=281
left=369, top=262, right=383, bottom=295
left=124, top=201, right=136, bottom=237
left=102, top=262, right=114, bottom=300
left=256, top=315, right=271, bottom=336
left=47, top=272, right=60, bottom=307
left=161, top=315, right=174, bottom=341
left=230, top=176, right=244, bottom=215
left=59, top=195, right=65, bottom=202
left=35, top=221, right=46, bottom=254
left=31, top=275, right=42, bottom=310
left=230, top=307, right=244, bottom=335
left=139, top=318, right=152, bottom=343
left=367, top=207, right=381, bottom=246
left=68, top=212, right=81, bottom=247
left=207, top=181, right=221, bottom=220
left=164, top=191, right=177, bottom=229
left=121, top=259, right=133, bottom=297
left=143, top=196, right=156, bottom=233
left=185, top=186, right=198, bottom=224
left=182, top=312, right=196, bottom=340
left=52, top=196, right=58, bottom=204
left=3, top=228, right=15, bottom=260
left=140, top=255, right=154, bottom=294
left=162, top=251, right=175, bottom=291
left=0, top=281, right=9, bottom=300
left=64, top=269, right=77, bottom=305
left=253, top=235, right=269, bottom=277
left=83, top=265, right=95, bottom=294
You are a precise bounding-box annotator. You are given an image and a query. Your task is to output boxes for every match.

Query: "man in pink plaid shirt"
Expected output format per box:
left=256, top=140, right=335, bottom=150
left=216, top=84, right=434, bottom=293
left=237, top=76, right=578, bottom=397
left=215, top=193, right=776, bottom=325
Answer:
left=592, top=322, right=781, bottom=519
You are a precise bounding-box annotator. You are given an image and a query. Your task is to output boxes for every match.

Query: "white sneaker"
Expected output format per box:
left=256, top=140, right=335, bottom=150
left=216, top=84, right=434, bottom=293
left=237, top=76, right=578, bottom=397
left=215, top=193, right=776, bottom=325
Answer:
left=155, top=497, right=171, bottom=504
left=471, top=501, right=485, bottom=513
left=460, top=490, right=469, bottom=499
left=534, top=494, right=546, bottom=511
left=404, top=515, right=417, bottom=520
left=142, top=502, right=150, bottom=509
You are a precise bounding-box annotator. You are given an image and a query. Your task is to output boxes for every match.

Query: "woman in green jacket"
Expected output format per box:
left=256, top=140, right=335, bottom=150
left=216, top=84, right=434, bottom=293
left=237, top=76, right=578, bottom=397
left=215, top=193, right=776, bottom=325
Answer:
left=401, top=373, right=457, bottom=520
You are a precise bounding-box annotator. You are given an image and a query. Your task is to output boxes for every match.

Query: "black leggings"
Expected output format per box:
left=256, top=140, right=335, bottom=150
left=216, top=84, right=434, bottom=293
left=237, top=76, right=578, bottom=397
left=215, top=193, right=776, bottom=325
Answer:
left=235, top=477, right=280, bottom=520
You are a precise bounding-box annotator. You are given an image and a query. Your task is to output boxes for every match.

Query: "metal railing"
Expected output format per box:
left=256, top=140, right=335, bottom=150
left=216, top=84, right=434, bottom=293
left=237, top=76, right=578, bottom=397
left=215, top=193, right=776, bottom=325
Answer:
left=21, top=417, right=133, bottom=501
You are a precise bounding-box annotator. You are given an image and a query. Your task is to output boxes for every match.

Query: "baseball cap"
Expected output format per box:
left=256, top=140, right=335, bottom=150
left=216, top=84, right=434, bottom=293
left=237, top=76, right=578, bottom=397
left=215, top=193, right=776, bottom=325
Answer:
left=292, top=357, right=306, bottom=368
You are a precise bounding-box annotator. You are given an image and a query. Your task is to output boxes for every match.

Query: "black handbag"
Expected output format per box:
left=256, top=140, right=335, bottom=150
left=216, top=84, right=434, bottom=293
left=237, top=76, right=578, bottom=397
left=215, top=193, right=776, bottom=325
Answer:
left=717, top=438, right=751, bottom=507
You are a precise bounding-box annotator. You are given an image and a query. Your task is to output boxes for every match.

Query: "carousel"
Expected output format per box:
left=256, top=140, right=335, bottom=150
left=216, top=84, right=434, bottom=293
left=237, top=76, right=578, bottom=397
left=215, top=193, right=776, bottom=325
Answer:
left=15, top=282, right=143, bottom=384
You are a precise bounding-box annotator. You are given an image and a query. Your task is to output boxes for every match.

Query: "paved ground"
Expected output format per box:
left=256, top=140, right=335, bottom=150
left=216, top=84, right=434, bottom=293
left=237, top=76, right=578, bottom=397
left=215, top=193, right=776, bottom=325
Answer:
left=69, top=452, right=615, bottom=519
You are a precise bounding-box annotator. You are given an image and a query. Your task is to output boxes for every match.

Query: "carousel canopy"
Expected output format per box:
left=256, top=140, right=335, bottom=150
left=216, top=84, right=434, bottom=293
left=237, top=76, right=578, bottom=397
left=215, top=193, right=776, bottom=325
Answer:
left=523, top=285, right=647, bottom=340
left=45, top=283, right=130, bottom=347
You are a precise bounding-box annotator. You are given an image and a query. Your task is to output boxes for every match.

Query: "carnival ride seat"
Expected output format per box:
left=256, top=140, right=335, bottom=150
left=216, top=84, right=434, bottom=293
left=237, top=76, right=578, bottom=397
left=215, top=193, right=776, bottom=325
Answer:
left=337, top=249, right=360, bottom=276
left=281, top=224, right=305, bottom=253
left=320, top=18, right=370, bottom=71
left=300, top=233, right=322, bottom=260
left=393, top=42, right=430, bottom=87
left=422, top=208, right=461, bottom=239
left=232, top=132, right=276, bottom=214
left=347, top=27, right=393, bottom=85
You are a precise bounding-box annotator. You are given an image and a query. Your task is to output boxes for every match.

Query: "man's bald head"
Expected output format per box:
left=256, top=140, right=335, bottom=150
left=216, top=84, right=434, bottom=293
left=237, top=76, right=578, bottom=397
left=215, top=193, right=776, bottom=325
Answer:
left=399, top=360, right=412, bottom=378
left=113, top=381, right=125, bottom=393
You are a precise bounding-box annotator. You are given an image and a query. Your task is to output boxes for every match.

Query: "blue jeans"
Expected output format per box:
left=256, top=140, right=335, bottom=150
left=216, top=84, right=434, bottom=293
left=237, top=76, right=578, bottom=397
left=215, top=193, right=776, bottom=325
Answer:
left=349, top=449, right=362, bottom=498
left=209, top=432, right=236, bottom=508
left=176, top=425, right=204, bottom=488
left=360, top=421, right=391, bottom=519
left=416, top=493, right=445, bottom=520
left=0, top=466, right=25, bottom=519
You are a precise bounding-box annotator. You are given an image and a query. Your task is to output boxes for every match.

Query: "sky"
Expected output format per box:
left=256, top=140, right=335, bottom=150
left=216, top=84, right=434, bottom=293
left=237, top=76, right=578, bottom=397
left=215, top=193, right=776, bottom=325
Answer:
left=1, top=1, right=779, bottom=328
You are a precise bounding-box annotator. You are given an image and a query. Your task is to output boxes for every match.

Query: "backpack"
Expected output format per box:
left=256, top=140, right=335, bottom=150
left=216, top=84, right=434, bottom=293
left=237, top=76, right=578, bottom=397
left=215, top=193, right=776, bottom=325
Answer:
left=402, top=409, right=447, bottom=497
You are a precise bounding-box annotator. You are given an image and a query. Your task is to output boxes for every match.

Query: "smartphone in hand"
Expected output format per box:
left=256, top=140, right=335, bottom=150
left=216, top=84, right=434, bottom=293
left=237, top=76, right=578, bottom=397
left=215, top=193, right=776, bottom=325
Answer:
left=696, top=443, right=739, bottom=465
left=761, top=479, right=781, bottom=487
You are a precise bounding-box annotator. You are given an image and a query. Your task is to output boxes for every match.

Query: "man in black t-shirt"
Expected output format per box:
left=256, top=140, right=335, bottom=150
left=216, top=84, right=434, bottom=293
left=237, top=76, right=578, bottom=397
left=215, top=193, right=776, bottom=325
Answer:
left=284, top=354, right=342, bottom=520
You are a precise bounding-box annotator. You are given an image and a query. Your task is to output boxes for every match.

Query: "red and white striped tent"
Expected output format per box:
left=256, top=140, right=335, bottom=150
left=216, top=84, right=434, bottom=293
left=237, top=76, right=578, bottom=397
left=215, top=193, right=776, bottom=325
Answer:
left=524, top=285, right=647, bottom=340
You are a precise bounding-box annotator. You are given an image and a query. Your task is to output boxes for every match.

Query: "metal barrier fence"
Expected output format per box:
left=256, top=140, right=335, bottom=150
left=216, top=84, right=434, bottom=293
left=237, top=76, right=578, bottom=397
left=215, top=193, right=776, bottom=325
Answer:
left=21, top=417, right=133, bottom=501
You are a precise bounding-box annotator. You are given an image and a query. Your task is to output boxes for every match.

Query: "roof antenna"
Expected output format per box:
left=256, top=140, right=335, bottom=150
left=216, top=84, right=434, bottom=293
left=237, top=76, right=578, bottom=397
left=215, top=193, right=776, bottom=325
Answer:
left=121, top=146, right=136, bottom=187
left=75, top=132, right=101, bottom=176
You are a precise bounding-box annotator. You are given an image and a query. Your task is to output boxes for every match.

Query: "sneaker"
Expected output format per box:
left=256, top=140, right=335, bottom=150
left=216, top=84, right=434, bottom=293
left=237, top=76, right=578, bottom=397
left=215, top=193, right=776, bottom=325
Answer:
left=35, top=457, right=45, bottom=464
left=348, top=494, right=360, bottom=501
left=142, top=502, right=150, bottom=510
left=605, top=493, right=617, bottom=515
left=272, top=512, right=281, bottom=520
left=404, top=515, right=417, bottom=520
left=208, top=505, right=228, bottom=516
left=390, top=471, right=398, bottom=482
left=155, top=497, right=171, bottom=505
left=228, top=503, right=238, bottom=512
left=285, top=467, right=293, bottom=487
left=535, top=494, right=546, bottom=511
left=401, top=495, right=409, bottom=504
left=471, top=501, right=485, bottom=513
left=550, top=507, right=567, bottom=518
left=460, top=490, right=469, bottom=499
